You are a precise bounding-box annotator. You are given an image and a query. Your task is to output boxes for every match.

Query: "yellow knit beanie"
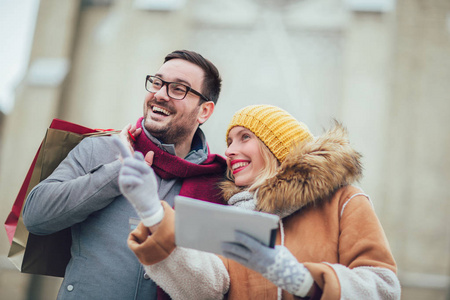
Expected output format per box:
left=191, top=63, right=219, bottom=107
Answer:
left=226, top=105, right=314, bottom=162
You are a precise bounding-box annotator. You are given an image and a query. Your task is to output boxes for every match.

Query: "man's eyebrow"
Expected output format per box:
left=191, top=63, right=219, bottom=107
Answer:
left=154, top=73, right=192, bottom=87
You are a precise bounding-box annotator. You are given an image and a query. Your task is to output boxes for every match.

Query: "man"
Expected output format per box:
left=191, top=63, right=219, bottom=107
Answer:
left=23, top=50, right=227, bottom=300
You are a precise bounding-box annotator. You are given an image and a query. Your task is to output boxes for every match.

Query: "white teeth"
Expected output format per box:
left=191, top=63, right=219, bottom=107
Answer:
left=232, top=162, right=249, bottom=170
left=152, top=106, right=171, bottom=116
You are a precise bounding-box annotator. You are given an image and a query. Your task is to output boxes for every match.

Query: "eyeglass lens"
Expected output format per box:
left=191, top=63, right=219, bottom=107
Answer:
left=146, top=76, right=188, bottom=100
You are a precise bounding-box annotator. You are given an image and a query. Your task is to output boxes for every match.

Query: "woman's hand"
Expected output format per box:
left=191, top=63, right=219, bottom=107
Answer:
left=222, top=231, right=314, bottom=297
left=113, top=136, right=164, bottom=228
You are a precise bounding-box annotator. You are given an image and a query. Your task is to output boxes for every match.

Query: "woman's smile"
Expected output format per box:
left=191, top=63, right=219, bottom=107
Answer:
left=230, top=160, right=250, bottom=174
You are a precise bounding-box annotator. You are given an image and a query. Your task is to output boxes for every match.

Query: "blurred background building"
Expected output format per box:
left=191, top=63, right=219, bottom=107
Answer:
left=0, top=0, right=449, bottom=299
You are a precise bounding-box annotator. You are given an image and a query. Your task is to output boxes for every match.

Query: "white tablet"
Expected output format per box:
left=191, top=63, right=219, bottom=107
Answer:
left=174, top=195, right=279, bottom=255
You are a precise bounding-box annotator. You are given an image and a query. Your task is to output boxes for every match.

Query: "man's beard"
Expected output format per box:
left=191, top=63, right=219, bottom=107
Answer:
left=151, top=123, right=191, bottom=145
left=146, top=104, right=200, bottom=145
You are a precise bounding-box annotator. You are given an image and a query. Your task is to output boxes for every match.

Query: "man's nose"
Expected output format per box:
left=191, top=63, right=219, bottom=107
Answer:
left=154, top=85, right=170, bottom=101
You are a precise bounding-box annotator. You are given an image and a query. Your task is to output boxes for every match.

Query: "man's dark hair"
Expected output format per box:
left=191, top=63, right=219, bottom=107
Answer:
left=164, top=50, right=222, bottom=105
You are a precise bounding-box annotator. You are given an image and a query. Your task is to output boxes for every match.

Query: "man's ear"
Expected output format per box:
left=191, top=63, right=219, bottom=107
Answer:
left=197, top=101, right=215, bottom=125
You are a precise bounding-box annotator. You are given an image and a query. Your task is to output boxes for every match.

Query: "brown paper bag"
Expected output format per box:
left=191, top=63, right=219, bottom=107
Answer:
left=5, top=119, right=118, bottom=277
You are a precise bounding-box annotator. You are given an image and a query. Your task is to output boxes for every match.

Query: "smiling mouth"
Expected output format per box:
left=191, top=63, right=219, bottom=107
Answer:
left=231, top=161, right=249, bottom=174
left=152, top=106, right=171, bottom=116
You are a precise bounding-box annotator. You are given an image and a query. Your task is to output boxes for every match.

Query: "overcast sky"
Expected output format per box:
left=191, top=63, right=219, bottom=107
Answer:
left=0, top=0, right=39, bottom=114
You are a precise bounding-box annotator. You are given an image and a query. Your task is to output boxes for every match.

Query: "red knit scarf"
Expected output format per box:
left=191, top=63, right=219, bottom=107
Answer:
left=133, top=117, right=227, bottom=204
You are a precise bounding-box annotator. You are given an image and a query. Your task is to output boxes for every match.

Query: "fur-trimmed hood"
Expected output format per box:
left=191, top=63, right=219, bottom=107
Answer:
left=221, top=123, right=363, bottom=215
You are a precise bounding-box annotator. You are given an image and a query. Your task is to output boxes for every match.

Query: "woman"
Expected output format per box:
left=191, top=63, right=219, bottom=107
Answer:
left=115, top=104, right=401, bottom=299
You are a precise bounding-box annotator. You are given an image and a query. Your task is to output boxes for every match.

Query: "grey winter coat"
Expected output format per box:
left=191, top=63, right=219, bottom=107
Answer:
left=23, top=136, right=157, bottom=300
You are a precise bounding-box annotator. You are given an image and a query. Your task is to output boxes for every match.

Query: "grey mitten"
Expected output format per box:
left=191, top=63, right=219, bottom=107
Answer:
left=113, top=136, right=164, bottom=227
left=222, top=231, right=313, bottom=297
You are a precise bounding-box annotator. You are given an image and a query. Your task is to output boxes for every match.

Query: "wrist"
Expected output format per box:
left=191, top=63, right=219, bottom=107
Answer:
left=303, top=282, right=322, bottom=300
left=141, top=205, right=164, bottom=227
left=294, top=268, right=314, bottom=297
left=148, top=223, right=160, bottom=234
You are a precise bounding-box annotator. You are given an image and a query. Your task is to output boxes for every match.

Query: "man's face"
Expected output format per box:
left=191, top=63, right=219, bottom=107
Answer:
left=143, top=59, right=207, bottom=145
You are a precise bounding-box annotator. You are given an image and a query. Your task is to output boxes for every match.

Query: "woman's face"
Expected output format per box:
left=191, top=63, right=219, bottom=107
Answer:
left=225, top=126, right=265, bottom=187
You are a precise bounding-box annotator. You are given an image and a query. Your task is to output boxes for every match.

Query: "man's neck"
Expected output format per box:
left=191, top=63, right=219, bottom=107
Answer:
left=141, top=120, right=203, bottom=159
left=174, top=132, right=196, bottom=158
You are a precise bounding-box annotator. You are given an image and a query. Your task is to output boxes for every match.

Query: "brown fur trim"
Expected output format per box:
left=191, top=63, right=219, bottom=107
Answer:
left=219, top=179, right=245, bottom=201
left=256, top=122, right=363, bottom=214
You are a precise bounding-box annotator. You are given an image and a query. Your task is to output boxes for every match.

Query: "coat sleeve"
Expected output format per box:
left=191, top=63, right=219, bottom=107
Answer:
left=128, top=202, right=229, bottom=300
left=304, top=191, right=401, bottom=300
left=23, top=137, right=122, bottom=234
left=144, top=247, right=229, bottom=300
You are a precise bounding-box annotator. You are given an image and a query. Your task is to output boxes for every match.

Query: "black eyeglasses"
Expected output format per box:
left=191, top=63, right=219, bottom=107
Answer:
left=145, top=75, right=210, bottom=102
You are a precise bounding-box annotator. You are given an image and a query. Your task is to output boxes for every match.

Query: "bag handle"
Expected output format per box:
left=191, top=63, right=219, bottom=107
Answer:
left=83, top=130, right=121, bottom=137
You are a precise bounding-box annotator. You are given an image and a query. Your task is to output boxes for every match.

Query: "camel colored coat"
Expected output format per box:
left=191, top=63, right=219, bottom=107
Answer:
left=129, top=124, right=400, bottom=300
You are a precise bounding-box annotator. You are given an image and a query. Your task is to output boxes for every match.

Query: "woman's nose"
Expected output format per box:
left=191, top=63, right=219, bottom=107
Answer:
left=225, top=144, right=236, bottom=157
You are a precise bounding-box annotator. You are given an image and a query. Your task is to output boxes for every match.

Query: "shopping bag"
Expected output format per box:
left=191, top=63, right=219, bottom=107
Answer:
left=4, top=119, right=119, bottom=277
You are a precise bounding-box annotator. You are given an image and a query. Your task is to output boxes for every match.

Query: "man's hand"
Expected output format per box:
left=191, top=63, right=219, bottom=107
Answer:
left=113, top=136, right=164, bottom=227
left=119, top=123, right=142, bottom=155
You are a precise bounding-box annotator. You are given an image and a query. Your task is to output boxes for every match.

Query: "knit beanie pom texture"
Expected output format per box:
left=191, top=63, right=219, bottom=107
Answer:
left=226, top=105, right=313, bottom=162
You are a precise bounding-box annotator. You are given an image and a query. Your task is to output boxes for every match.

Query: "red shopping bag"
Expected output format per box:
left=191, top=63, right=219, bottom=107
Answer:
left=4, top=119, right=118, bottom=277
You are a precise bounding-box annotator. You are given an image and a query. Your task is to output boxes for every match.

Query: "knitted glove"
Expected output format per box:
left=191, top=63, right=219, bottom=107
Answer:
left=113, top=136, right=164, bottom=227
left=222, top=231, right=314, bottom=297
